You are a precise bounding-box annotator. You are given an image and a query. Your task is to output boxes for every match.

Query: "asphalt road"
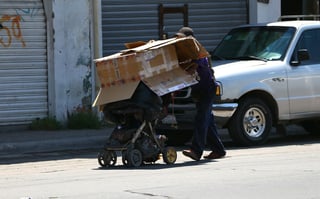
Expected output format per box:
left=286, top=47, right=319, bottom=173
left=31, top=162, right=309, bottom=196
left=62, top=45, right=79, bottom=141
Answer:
left=1, top=131, right=320, bottom=199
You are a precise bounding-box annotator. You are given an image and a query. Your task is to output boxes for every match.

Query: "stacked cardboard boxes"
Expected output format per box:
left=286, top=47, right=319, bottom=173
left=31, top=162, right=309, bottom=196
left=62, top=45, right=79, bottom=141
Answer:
left=93, top=37, right=208, bottom=107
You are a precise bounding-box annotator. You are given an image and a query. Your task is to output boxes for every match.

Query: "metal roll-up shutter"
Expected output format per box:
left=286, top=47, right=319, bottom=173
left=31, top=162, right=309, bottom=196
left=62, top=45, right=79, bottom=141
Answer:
left=0, top=0, right=48, bottom=126
left=101, top=0, right=247, bottom=56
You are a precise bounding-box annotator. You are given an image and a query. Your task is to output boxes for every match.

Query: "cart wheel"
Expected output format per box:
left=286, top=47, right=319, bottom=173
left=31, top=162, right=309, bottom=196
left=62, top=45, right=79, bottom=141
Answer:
left=98, top=150, right=117, bottom=167
left=163, top=146, right=177, bottom=164
left=121, top=150, right=128, bottom=166
left=127, top=149, right=142, bottom=167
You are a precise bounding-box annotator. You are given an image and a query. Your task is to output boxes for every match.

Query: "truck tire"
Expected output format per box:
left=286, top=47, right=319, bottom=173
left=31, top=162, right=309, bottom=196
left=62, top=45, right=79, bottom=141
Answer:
left=228, top=98, right=272, bottom=146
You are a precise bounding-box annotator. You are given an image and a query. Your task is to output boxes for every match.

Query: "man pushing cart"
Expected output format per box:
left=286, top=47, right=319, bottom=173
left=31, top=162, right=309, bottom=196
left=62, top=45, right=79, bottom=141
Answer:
left=93, top=37, right=209, bottom=167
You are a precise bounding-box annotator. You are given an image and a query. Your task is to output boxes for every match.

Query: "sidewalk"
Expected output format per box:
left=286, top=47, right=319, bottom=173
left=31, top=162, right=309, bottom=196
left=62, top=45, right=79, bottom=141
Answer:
left=0, top=127, right=113, bottom=156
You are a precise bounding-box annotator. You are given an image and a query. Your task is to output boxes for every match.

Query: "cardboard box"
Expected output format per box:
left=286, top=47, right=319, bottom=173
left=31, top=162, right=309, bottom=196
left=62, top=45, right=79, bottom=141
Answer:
left=93, top=37, right=209, bottom=107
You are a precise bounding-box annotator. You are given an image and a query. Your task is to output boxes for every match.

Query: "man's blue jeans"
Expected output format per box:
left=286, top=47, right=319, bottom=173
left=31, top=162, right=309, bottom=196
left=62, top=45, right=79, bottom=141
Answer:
left=191, top=96, right=226, bottom=157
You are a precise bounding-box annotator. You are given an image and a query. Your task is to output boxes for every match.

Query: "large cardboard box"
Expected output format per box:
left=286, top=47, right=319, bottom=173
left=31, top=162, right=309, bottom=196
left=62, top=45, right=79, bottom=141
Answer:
left=93, top=37, right=209, bottom=107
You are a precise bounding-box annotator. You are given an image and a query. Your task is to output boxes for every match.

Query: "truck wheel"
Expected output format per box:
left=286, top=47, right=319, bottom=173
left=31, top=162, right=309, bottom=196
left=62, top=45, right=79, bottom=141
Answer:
left=228, top=98, right=272, bottom=146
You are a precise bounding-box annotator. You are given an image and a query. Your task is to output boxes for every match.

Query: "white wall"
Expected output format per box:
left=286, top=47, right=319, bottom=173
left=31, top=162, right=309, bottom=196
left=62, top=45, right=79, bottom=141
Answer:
left=257, top=0, right=281, bottom=23
left=52, top=0, right=93, bottom=123
left=248, top=0, right=281, bottom=24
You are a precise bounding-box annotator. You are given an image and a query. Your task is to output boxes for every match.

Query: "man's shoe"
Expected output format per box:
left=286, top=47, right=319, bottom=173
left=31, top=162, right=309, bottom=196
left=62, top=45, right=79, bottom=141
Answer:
left=182, top=149, right=200, bottom=161
left=203, top=152, right=225, bottom=159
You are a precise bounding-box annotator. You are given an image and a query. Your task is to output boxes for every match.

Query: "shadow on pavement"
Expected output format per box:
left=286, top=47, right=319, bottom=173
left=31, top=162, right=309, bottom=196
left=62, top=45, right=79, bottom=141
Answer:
left=95, top=158, right=217, bottom=171
left=1, top=133, right=319, bottom=165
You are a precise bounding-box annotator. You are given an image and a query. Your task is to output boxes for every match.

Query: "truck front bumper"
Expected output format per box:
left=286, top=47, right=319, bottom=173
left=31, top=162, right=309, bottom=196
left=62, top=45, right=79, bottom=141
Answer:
left=212, top=103, right=238, bottom=127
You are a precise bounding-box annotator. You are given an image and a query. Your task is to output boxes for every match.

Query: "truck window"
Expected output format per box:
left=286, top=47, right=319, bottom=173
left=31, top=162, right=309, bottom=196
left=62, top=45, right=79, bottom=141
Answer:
left=293, top=29, right=320, bottom=65
left=213, top=26, right=295, bottom=61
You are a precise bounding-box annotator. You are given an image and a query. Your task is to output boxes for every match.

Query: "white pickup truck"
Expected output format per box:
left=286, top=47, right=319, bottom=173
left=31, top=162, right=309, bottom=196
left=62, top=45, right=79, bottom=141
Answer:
left=159, top=20, right=320, bottom=146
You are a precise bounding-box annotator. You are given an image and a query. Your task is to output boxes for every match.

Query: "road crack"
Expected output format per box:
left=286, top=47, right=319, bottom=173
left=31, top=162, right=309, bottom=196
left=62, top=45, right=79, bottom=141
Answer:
left=125, top=190, right=172, bottom=198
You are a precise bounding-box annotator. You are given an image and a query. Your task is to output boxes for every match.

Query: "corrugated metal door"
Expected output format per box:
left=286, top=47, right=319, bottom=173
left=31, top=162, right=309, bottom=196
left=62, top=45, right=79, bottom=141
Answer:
left=0, top=0, right=48, bottom=125
left=101, top=0, right=247, bottom=56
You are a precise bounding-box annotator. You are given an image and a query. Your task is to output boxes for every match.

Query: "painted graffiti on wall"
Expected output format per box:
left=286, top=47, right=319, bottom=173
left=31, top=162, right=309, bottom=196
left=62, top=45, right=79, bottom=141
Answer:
left=0, top=14, right=26, bottom=48
left=0, top=1, right=41, bottom=48
left=15, top=7, right=40, bottom=22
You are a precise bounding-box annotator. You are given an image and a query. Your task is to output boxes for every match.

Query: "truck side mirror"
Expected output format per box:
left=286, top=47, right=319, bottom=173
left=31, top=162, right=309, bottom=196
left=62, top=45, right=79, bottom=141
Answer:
left=297, top=49, right=310, bottom=61
left=291, top=49, right=310, bottom=66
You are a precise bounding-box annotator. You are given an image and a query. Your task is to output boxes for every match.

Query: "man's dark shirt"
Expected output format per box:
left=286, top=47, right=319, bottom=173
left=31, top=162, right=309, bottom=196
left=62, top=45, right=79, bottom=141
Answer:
left=191, top=57, right=215, bottom=100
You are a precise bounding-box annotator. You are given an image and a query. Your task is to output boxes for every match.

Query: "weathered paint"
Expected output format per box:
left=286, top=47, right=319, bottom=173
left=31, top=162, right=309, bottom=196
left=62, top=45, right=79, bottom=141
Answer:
left=52, top=0, right=93, bottom=122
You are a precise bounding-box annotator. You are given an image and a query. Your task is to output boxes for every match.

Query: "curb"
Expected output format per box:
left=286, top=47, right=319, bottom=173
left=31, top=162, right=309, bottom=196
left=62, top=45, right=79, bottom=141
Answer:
left=0, top=128, right=113, bottom=156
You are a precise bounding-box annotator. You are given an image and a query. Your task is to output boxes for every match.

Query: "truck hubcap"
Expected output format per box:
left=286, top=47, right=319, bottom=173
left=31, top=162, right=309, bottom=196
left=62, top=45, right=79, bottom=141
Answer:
left=243, top=107, right=266, bottom=138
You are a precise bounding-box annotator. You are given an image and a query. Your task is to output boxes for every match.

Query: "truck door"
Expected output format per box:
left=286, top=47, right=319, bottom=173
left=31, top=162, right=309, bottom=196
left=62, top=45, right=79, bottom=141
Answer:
left=288, top=28, right=320, bottom=118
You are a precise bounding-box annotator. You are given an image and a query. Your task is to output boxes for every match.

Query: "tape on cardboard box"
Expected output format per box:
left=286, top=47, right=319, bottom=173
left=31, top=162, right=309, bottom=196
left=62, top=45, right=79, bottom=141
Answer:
left=142, top=67, right=198, bottom=96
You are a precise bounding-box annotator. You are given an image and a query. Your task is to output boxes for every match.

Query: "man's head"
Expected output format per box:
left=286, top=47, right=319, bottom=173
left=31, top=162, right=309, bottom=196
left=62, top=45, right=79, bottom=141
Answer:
left=177, top=26, right=194, bottom=37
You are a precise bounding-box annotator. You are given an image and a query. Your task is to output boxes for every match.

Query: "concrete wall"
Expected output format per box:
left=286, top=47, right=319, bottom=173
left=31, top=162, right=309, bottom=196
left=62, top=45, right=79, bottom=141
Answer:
left=248, top=0, right=281, bottom=24
left=51, top=0, right=94, bottom=123
left=257, top=0, right=281, bottom=23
